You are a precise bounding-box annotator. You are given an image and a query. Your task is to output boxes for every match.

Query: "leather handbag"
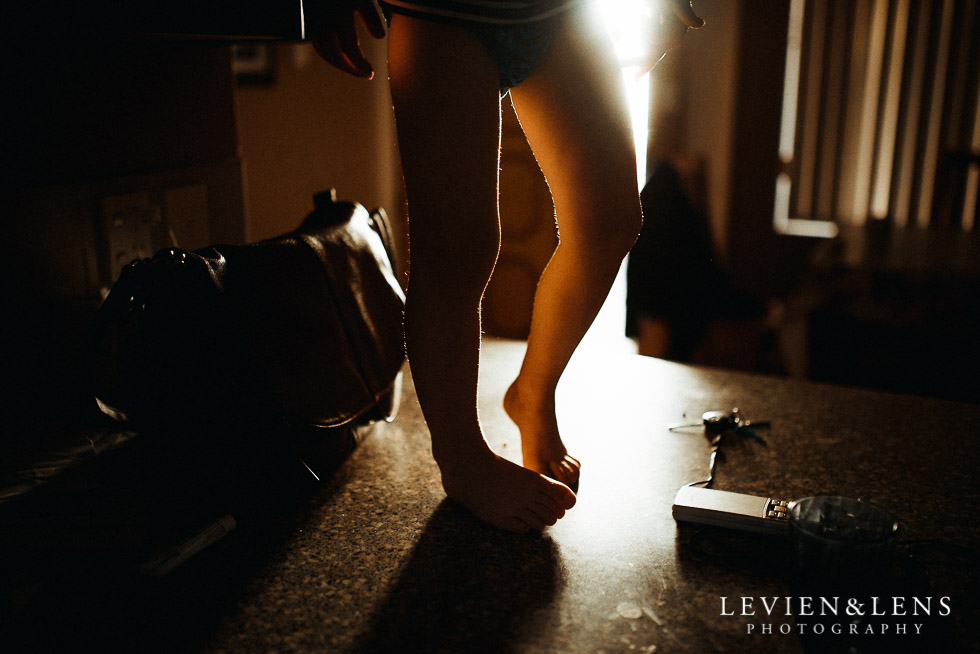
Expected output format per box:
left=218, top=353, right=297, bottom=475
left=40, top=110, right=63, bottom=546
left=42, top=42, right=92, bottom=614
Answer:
left=89, top=189, right=406, bottom=480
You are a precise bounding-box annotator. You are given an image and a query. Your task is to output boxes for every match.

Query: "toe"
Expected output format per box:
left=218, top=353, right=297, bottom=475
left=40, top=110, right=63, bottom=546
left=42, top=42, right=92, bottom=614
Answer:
left=544, top=478, right=577, bottom=509
left=519, top=508, right=549, bottom=532
left=534, top=498, right=564, bottom=524
left=548, top=461, right=566, bottom=483
left=502, top=516, right=532, bottom=533
left=535, top=493, right=565, bottom=518
left=549, top=460, right=579, bottom=488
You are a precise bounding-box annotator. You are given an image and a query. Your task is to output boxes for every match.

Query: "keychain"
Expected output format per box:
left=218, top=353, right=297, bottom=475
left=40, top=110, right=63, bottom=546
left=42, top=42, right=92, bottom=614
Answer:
left=669, top=408, right=770, bottom=488
left=668, top=407, right=769, bottom=443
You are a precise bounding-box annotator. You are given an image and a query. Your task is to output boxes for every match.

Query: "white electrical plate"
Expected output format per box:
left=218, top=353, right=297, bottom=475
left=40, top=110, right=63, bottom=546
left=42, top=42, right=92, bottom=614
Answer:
left=102, top=191, right=159, bottom=281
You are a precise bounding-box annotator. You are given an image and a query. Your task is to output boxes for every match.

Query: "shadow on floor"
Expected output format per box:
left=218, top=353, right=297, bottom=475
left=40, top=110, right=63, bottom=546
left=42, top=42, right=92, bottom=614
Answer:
left=352, top=500, right=563, bottom=654
left=2, top=422, right=355, bottom=654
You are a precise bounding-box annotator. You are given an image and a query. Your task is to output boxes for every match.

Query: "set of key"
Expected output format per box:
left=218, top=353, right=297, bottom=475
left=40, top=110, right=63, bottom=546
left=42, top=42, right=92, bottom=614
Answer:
left=668, top=407, right=769, bottom=442
left=668, top=408, right=771, bottom=488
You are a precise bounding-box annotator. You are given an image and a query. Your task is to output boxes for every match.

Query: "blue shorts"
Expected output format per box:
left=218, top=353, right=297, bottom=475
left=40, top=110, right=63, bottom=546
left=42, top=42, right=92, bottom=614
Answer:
left=379, top=3, right=569, bottom=96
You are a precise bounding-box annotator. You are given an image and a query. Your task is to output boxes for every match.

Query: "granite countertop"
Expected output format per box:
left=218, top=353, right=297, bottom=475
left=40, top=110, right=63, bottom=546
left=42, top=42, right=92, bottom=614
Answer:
left=16, top=338, right=976, bottom=652
left=173, top=338, right=975, bottom=653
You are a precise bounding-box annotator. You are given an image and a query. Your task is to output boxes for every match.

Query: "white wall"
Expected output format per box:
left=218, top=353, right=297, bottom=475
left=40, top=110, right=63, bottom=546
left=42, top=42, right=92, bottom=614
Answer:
left=235, top=37, right=406, bottom=273
left=647, top=0, right=742, bottom=262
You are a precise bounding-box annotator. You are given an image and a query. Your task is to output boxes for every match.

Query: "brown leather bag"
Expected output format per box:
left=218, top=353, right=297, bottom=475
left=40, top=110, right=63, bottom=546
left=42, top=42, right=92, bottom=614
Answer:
left=90, top=189, right=405, bottom=457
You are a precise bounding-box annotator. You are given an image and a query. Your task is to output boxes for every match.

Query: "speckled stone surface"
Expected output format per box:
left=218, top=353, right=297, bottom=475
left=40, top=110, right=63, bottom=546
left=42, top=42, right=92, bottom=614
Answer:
left=185, top=338, right=980, bottom=653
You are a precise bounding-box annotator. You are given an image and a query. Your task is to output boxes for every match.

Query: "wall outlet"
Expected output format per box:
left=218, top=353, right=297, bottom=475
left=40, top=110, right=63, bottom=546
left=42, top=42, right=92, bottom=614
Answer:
left=102, top=191, right=160, bottom=282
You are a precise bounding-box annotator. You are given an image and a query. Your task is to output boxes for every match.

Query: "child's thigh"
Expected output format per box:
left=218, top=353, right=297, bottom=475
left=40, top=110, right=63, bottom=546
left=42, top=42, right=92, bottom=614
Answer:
left=387, top=15, right=503, bottom=219
left=509, top=6, right=637, bottom=201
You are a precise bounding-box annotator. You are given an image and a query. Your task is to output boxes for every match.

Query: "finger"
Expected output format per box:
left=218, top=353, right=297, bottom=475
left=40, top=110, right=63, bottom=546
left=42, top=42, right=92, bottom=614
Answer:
left=671, top=0, right=705, bottom=29
left=312, top=37, right=360, bottom=77
left=336, top=26, right=375, bottom=78
left=357, top=0, right=387, bottom=39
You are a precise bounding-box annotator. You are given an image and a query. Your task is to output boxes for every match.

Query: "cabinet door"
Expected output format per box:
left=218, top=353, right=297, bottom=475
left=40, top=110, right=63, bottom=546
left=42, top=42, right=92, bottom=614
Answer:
left=6, top=0, right=302, bottom=39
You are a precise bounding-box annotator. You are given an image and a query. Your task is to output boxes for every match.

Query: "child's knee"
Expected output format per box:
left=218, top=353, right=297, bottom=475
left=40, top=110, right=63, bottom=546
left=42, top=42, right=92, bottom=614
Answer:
left=620, top=205, right=644, bottom=246
left=409, top=223, right=500, bottom=295
left=573, top=202, right=642, bottom=261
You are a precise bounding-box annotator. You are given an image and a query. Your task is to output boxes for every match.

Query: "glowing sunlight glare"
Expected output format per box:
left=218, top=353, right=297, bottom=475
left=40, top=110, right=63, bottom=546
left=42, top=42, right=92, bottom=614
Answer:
left=581, top=0, right=658, bottom=353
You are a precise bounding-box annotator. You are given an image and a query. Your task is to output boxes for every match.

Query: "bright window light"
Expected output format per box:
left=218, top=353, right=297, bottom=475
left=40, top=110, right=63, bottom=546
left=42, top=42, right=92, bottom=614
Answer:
left=595, top=0, right=656, bottom=187
left=582, top=0, right=658, bottom=352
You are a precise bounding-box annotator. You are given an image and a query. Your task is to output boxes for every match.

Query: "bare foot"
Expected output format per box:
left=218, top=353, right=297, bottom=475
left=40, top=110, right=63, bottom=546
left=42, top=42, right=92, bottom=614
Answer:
left=438, top=443, right=576, bottom=533
left=503, top=381, right=581, bottom=491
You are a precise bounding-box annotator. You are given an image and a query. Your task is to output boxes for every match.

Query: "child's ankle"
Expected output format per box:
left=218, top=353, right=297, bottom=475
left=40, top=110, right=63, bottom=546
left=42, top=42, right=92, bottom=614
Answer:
left=505, top=378, right=556, bottom=414
left=432, top=437, right=493, bottom=472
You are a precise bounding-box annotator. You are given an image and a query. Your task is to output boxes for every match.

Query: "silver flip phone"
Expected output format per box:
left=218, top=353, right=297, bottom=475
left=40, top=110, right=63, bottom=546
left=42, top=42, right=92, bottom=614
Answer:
left=672, top=486, right=792, bottom=536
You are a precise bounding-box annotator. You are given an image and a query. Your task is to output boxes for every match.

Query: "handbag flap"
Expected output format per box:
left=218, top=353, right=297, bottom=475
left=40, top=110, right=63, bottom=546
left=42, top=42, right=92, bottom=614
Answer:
left=207, top=200, right=405, bottom=427
left=91, top=193, right=405, bottom=430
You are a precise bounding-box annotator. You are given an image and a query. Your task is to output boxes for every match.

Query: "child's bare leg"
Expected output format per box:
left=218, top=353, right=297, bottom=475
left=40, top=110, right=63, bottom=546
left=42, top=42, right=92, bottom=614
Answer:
left=505, top=6, right=643, bottom=487
left=387, top=15, right=576, bottom=532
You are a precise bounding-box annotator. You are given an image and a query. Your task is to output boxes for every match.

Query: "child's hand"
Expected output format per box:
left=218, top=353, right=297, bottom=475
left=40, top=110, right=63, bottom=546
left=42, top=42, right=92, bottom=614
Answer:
left=308, top=0, right=386, bottom=79
left=646, top=0, right=704, bottom=72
